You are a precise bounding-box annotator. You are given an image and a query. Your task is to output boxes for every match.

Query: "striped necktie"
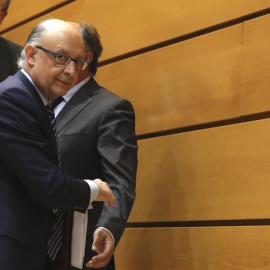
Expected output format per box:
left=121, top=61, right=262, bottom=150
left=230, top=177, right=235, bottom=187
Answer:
left=51, top=96, right=65, bottom=109
left=45, top=103, right=63, bottom=260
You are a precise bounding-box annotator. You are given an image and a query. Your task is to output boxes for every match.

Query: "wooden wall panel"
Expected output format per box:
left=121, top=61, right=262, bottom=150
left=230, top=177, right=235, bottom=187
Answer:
left=115, top=226, right=270, bottom=270
left=0, top=0, right=72, bottom=30
left=2, top=0, right=270, bottom=60
left=241, top=14, right=270, bottom=115
left=1, top=1, right=270, bottom=270
left=129, top=118, right=270, bottom=223
left=96, top=25, right=243, bottom=135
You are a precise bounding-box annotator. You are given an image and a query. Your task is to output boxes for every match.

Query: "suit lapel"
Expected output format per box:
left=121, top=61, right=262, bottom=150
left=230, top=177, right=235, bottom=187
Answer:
left=15, top=71, right=50, bottom=126
left=14, top=71, right=45, bottom=107
left=56, top=78, right=99, bottom=133
left=15, top=71, right=59, bottom=161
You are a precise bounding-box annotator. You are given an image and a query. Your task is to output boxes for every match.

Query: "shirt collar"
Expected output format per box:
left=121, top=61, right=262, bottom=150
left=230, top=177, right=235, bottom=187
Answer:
left=62, top=76, right=91, bottom=102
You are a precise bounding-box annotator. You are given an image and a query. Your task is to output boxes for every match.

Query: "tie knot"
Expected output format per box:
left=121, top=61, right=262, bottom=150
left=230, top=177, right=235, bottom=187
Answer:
left=51, top=96, right=65, bottom=109
left=45, top=103, right=54, bottom=116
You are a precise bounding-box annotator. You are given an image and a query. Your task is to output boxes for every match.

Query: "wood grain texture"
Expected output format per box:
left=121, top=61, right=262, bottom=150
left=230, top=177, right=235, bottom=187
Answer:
left=2, top=0, right=270, bottom=60
left=241, top=14, right=270, bottom=115
left=115, top=226, right=270, bottom=270
left=129, top=118, right=270, bottom=222
left=0, top=0, right=72, bottom=30
left=96, top=24, right=243, bottom=135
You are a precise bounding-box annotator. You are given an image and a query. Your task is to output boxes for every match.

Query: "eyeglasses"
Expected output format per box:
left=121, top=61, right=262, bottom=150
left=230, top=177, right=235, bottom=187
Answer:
left=0, top=8, right=7, bottom=13
left=35, top=45, right=88, bottom=71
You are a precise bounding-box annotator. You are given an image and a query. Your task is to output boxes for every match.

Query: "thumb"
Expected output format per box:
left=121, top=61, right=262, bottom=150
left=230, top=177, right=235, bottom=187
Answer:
left=92, top=231, right=103, bottom=253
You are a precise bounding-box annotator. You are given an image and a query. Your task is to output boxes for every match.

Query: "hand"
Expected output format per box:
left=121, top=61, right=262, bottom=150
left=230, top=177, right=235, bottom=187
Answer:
left=93, top=179, right=115, bottom=209
left=86, top=228, right=114, bottom=268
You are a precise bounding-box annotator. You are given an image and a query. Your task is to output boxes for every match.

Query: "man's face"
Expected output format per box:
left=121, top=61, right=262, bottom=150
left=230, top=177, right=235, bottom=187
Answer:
left=0, top=0, right=7, bottom=25
left=27, top=25, right=85, bottom=101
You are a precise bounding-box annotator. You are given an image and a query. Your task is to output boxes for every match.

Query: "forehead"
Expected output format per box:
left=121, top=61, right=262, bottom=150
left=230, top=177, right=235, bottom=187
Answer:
left=41, top=26, right=85, bottom=59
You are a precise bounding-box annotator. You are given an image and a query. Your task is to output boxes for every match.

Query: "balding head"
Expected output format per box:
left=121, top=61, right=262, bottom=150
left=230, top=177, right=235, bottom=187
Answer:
left=68, top=21, right=79, bottom=29
left=19, top=19, right=87, bottom=101
left=18, top=19, right=84, bottom=68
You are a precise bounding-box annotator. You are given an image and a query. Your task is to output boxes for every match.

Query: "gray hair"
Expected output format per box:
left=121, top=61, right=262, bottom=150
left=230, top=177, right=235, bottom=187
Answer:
left=79, top=22, right=103, bottom=76
left=17, top=19, right=57, bottom=68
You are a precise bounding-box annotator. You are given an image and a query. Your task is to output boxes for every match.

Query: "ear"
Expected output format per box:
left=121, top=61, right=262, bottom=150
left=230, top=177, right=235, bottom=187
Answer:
left=0, top=10, right=7, bottom=24
left=86, top=51, right=93, bottom=64
left=2, top=10, right=7, bottom=19
left=25, top=44, right=38, bottom=66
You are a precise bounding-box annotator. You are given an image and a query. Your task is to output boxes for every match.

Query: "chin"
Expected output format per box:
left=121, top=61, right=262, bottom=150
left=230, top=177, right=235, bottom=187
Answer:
left=61, top=88, right=70, bottom=96
left=55, top=87, right=70, bottom=97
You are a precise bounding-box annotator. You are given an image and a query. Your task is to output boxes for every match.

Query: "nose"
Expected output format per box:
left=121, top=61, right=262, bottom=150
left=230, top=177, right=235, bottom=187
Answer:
left=63, top=60, right=77, bottom=76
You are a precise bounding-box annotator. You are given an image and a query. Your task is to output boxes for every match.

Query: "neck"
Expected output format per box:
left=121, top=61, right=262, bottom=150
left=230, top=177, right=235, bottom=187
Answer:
left=77, top=70, right=91, bottom=83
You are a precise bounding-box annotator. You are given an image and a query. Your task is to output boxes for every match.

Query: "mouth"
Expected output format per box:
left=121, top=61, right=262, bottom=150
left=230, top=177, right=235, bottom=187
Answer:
left=56, top=78, right=71, bottom=85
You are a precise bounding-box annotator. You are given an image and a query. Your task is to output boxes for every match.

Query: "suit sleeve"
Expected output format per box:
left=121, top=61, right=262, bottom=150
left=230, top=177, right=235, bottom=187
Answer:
left=0, top=87, right=90, bottom=212
left=96, top=98, right=138, bottom=245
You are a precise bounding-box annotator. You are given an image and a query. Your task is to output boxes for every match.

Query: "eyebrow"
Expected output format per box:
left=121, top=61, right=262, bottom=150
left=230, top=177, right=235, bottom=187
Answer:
left=55, top=48, right=85, bottom=60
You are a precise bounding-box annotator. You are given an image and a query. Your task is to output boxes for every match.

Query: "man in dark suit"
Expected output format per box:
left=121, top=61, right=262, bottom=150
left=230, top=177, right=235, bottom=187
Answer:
left=53, top=22, right=138, bottom=270
left=0, top=0, right=22, bottom=82
left=0, top=19, right=115, bottom=270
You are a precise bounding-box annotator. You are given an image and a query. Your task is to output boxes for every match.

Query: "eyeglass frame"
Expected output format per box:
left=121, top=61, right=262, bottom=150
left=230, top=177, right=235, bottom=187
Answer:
left=35, top=45, right=89, bottom=71
left=0, top=7, right=7, bottom=13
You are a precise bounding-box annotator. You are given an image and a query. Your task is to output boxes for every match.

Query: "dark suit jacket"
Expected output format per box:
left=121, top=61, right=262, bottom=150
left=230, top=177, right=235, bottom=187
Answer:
left=56, top=78, right=138, bottom=270
left=0, top=37, right=22, bottom=82
left=0, top=71, right=91, bottom=270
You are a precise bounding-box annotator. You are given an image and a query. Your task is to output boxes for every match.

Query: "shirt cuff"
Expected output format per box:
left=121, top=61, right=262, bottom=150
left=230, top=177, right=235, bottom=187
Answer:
left=84, top=180, right=99, bottom=209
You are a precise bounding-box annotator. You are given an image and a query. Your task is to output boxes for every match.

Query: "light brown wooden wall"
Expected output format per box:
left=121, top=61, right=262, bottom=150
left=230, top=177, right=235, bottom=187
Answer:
left=3, top=1, right=270, bottom=269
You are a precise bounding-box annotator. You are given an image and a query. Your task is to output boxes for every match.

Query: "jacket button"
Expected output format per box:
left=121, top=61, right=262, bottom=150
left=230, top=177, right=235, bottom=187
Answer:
left=47, top=239, right=51, bottom=246
left=53, top=208, right=58, bottom=214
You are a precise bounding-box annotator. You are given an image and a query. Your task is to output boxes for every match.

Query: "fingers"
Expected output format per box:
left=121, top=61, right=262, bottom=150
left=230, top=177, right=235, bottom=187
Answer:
left=105, top=192, right=115, bottom=209
left=86, top=253, right=110, bottom=268
left=106, top=200, right=114, bottom=209
left=86, top=229, right=114, bottom=268
left=93, top=179, right=116, bottom=208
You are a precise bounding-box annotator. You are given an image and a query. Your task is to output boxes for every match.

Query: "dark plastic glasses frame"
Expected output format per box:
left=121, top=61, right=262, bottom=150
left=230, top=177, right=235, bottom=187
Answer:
left=35, top=45, right=88, bottom=71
